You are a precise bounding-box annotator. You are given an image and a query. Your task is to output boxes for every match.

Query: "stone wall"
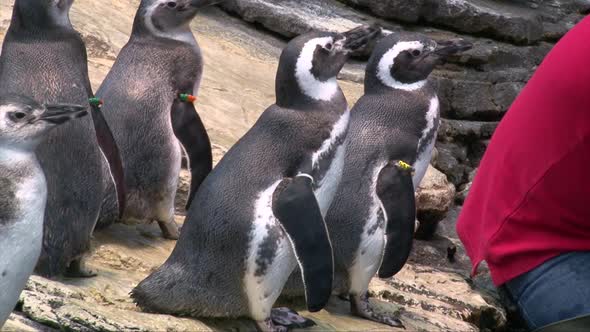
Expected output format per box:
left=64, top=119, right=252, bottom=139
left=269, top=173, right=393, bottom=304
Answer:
left=219, top=0, right=589, bottom=200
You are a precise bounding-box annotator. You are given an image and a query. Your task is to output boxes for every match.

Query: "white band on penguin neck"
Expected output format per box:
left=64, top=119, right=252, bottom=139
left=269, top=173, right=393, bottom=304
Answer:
left=295, top=37, right=339, bottom=101
left=296, top=173, right=315, bottom=185
left=377, top=41, right=427, bottom=92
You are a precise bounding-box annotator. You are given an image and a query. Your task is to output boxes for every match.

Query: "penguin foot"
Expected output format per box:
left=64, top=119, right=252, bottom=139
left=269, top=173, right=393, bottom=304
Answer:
left=351, top=293, right=404, bottom=328
left=256, top=318, right=288, bottom=332
left=65, top=258, right=97, bottom=278
left=158, top=220, right=180, bottom=240
left=271, top=307, right=316, bottom=329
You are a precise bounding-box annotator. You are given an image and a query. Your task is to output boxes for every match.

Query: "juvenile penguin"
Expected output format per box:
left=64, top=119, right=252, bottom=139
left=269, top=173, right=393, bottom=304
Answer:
left=0, top=0, right=125, bottom=278
left=0, top=95, right=87, bottom=326
left=95, top=0, right=218, bottom=239
left=323, top=33, right=472, bottom=326
left=131, top=25, right=381, bottom=332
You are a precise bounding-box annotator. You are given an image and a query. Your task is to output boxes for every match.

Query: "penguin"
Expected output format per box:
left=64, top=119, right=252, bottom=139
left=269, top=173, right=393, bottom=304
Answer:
left=0, top=95, right=87, bottom=326
left=94, top=0, right=220, bottom=239
left=0, top=0, right=125, bottom=278
left=322, top=33, right=472, bottom=326
left=130, top=25, right=381, bottom=332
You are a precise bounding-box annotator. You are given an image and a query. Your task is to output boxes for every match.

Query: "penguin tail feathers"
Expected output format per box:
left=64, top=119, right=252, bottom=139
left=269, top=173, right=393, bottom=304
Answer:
left=130, top=263, right=189, bottom=315
left=130, top=275, right=168, bottom=314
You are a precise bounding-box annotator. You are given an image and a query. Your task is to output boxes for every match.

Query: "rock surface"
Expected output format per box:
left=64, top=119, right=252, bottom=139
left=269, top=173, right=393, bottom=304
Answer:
left=0, top=0, right=506, bottom=331
left=340, top=0, right=545, bottom=44
left=415, top=166, right=456, bottom=239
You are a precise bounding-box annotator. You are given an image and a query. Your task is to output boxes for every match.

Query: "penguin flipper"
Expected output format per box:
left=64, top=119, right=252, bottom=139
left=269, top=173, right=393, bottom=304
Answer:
left=272, top=175, right=333, bottom=313
left=376, top=161, right=416, bottom=279
left=89, top=101, right=126, bottom=218
left=170, top=100, right=213, bottom=210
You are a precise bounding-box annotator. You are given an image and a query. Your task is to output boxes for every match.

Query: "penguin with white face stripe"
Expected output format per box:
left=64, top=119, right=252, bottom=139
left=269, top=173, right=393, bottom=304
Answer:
left=0, top=95, right=87, bottom=326
left=131, top=25, right=381, bottom=332
left=323, top=33, right=472, bottom=327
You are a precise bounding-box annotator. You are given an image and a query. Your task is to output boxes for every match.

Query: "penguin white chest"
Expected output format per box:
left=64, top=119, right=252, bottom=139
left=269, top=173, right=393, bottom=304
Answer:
left=0, top=168, right=46, bottom=323
left=310, top=109, right=350, bottom=216
left=348, top=163, right=388, bottom=295
left=413, top=96, right=440, bottom=188
left=243, top=180, right=297, bottom=320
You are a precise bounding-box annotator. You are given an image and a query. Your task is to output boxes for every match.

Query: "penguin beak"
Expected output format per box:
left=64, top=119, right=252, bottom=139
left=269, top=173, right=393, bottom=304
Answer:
left=34, top=104, right=88, bottom=125
left=430, top=38, right=473, bottom=59
left=189, top=0, right=224, bottom=8
left=338, top=24, right=382, bottom=54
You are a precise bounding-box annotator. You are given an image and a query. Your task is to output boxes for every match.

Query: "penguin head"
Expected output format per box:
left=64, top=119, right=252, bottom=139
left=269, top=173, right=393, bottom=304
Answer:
left=0, top=95, right=87, bottom=151
left=366, top=33, right=472, bottom=92
left=11, top=0, right=74, bottom=29
left=276, top=25, right=381, bottom=108
left=139, top=0, right=221, bottom=35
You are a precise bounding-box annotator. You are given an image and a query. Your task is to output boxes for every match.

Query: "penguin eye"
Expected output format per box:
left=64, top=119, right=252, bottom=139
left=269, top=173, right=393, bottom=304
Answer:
left=11, top=112, right=27, bottom=121
left=411, top=49, right=422, bottom=57
left=166, top=1, right=177, bottom=8
left=324, top=43, right=333, bottom=51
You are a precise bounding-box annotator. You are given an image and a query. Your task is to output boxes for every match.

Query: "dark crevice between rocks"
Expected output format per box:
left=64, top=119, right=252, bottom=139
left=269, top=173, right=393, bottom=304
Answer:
left=415, top=211, right=441, bottom=240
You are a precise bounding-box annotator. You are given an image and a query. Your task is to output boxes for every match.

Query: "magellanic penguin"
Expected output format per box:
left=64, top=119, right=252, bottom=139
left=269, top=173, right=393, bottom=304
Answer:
left=95, top=0, right=219, bottom=239
left=323, top=33, right=472, bottom=326
left=0, top=0, right=125, bottom=278
left=0, top=95, right=87, bottom=326
left=131, top=25, right=381, bottom=332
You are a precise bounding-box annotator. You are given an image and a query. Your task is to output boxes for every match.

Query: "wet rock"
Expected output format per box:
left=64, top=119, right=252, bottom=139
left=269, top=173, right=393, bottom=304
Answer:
left=371, top=264, right=507, bottom=331
left=492, top=82, right=524, bottom=111
left=0, top=313, right=56, bottom=332
left=457, top=182, right=473, bottom=205
left=438, top=119, right=499, bottom=142
left=434, top=72, right=531, bottom=121
left=415, top=166, right=456, bottom=240
left=18, top=277, right=223, bottom=332
left=457, top=169, right=478, bottom=205
left=434, top=142, right=468, bottom=186
left=338, top=0, right=544, bottom=44
left=221, top=0, right=376, bottom=38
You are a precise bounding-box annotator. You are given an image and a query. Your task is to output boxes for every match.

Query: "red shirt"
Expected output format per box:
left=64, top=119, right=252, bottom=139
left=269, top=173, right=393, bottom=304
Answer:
left=457, top=15, right=590, bottom=286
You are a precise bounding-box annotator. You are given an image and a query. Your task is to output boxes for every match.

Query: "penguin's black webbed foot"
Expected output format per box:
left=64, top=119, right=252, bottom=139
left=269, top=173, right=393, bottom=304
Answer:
left=271, top=307, right=316, bottom=329
left=351, top=293, right=405, bottom=329
left=256, top=317, right=288, bottom=332
left=65, top=258, right=97, bottom=278
left=157, top=219, right=180, bottom=240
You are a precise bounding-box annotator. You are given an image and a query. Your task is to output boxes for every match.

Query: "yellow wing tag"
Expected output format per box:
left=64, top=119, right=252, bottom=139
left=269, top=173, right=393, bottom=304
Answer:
left=396, top=160, right=413, bottom=171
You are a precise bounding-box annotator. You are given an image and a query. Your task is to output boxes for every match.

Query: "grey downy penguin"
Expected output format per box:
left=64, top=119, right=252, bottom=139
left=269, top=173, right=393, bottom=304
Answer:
left=0, top=0, right=125, bottom=278
left=95, top=0, right=219, bottom=239
left=323, top=33, right=472, bottom=326
left=0, top=95, right=87, bottom=326
left=131, top=25, right=381, bottom=332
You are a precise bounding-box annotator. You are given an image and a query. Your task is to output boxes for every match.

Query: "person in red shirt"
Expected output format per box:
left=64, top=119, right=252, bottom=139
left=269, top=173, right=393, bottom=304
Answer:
left=456, top=15, right=590, bottom=330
